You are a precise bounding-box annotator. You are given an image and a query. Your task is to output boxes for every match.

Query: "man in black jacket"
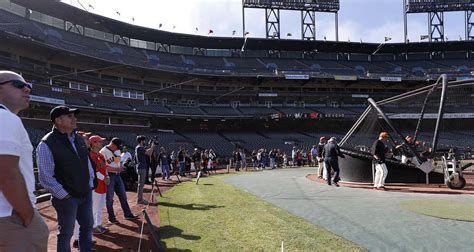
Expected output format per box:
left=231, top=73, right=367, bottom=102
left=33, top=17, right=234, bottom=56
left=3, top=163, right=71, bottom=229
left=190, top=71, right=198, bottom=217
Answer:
left=372, top=132, right=389, bottom=190
left=323, top=137, right=345, bottom=186
left=37, top=106, right=95, bottom=251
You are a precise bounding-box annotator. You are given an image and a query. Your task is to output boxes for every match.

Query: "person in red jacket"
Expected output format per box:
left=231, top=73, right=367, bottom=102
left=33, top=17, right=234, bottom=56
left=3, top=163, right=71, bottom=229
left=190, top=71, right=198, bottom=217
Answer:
left=89, top=135, right=109, bottom=234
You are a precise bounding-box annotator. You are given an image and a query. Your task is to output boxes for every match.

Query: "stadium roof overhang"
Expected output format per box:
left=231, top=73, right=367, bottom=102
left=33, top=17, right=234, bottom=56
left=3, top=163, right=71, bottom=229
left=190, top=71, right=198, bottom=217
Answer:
left=10, top=0, right=474, bottom=54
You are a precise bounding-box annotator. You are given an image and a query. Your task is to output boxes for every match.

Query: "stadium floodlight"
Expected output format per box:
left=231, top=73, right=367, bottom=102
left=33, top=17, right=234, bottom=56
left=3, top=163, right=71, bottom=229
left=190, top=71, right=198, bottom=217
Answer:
left=243, top=0, right=339, bottom=41
left=243, top=0, right=340, bottom=12
left=406, top=0, right=474, bottom=13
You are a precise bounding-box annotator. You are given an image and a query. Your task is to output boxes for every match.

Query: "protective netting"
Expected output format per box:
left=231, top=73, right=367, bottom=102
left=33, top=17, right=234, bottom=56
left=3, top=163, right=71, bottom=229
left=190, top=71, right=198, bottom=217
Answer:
left=340, top=80, right=474, bottom=158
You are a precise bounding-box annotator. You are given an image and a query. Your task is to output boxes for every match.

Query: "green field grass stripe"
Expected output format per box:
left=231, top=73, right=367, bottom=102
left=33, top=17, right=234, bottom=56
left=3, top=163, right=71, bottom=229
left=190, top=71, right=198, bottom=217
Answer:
left=400, top=200, right=474, bottom=222
left=158, top=175, right=365, bottom=251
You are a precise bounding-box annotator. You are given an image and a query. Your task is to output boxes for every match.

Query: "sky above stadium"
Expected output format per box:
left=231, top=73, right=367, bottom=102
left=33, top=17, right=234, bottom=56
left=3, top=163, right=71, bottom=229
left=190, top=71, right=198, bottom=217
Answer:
left=63, top=0, right=466, bottom=43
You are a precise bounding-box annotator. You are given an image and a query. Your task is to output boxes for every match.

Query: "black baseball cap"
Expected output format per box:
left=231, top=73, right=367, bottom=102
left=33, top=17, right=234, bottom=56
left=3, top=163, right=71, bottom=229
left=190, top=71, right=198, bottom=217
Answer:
left=50, top=105, right=79, bottom=122
left=111, top=137, right=123, bottom=148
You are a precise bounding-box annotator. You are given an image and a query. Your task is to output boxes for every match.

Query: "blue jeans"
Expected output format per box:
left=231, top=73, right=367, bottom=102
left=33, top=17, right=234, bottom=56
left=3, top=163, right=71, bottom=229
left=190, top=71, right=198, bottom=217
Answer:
left=51, top=191, right=93, bottom=252
left=106, top=173, right=133, bottom=222
left=324, top=159, right=340, bottom=185
left=136, top=168, right=147, bottom=202
left=161, top=164, right=170, bottom=179
left=179, top=161, right=186, bottom=176
left=270, top=158, right=276, bottom=169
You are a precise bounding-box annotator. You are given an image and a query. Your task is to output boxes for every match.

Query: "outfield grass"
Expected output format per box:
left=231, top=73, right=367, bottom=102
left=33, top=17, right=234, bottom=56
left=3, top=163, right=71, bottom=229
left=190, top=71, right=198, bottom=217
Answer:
left=158, top=174, right=365, bottom=251
left=401, top=200, right=474, bottom=222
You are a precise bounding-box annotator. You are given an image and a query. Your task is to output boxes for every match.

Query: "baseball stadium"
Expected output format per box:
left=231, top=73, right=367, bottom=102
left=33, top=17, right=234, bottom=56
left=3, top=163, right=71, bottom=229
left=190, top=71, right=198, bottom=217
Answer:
left=0, top=0, right=473, bottom=251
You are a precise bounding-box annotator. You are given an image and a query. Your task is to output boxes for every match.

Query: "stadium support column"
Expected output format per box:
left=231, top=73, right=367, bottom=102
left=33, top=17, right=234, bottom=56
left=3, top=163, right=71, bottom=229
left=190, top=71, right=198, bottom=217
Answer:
left=266, top=8, right=280, bottom=39
left=242, top=0, right=245, bottom=37
left=335, top=12, right=339, bottom=42
left=428, top=12, right=444, bottom=42
left=466, top=11, right=474, bottom=40
left=301, top=10, right=315, bottom=40
left=403, top=0, right=408, bottom=43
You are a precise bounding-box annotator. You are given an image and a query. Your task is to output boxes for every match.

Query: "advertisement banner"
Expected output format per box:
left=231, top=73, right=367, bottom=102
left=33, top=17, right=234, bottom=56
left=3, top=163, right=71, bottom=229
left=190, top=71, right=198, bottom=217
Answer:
left=285, top=74, right=309, bottom=80
left=389, top=113, right=474, bottom=119
left=380, top=76, right=402, bottom=82
left=334, top=75, right=357, bottom=81
left=352, top=94, right=369, bottom=98
left=456, top=76, right=474, bottom=81
left=30, top=95, right=65, bottom=105
left=258, top=93, right=278, bottom=97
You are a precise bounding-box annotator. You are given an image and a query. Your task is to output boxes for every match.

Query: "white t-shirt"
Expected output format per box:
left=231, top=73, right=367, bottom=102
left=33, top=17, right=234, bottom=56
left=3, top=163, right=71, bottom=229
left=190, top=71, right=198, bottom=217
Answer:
left=100, top=147, right=122, bottom=170
left=121, top=151, right=132, bottom=163
left=0, top=105, right=36, bottom=217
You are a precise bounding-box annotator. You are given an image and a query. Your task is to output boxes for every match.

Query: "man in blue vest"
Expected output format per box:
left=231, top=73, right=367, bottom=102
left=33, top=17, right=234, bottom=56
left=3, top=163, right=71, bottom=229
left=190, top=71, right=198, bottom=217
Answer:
left=37, top=106, right=95, bottom=252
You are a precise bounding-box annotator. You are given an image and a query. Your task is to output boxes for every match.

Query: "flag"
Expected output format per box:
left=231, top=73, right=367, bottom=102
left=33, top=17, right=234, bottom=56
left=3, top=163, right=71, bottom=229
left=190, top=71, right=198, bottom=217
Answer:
left=286, top=33, right=292, bottom=37
left=232, top=30, right=236, bottom=35
left=158, top=23, right=162, bottom=28
left=132, top=17, right=135, bottom=22
left=244, top=31, right=250, bottom=36
left=384, top=36, right=392, bottom=42
left=208, top=29, right=214, bottom=35
left=420, top=35, right=429, bottom=40
left=88, top=4, right=94, bottom=9
left=324, top=35, right=327, bottom=41
left=172, top=25, right=176, bottom=30
left=115, top=11, right=120, bottom=16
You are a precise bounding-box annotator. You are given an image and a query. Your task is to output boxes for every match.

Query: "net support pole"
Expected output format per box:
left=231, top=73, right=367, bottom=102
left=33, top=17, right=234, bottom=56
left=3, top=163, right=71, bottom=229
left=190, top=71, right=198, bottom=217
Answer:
left=367, top=98, right=421, bottom=162
left=431, top=74, right=448, bottom=155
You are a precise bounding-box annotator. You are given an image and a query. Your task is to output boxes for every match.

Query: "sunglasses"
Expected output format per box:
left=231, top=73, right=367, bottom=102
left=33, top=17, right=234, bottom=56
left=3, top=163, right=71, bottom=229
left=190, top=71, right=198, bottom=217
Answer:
left=0, top=79, right=33, bottom=90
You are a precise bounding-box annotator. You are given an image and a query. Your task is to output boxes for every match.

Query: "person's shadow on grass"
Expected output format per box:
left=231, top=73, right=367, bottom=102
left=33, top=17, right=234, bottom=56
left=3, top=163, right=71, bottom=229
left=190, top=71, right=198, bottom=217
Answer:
left=158, top=225, right=200, bottom=251
left=159, top=202, right=224, bottom=211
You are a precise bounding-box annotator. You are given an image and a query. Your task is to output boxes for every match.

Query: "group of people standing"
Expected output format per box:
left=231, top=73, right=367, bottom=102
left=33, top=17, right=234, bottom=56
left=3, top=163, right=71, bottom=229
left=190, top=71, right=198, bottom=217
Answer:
left=314, top=136, right=345, bottom=186
left=0, top=71, right=144, bottom=252
left=173, top=147, right=218, bottom=176
left=36, top=106, right=139, bottom=251
left=314, top=132, right=391, bottom=189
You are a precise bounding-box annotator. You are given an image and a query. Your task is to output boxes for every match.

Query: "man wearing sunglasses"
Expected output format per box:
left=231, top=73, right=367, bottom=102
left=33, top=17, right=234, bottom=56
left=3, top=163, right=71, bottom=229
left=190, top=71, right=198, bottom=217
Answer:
left=0, top=71, right=49, bottom=251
